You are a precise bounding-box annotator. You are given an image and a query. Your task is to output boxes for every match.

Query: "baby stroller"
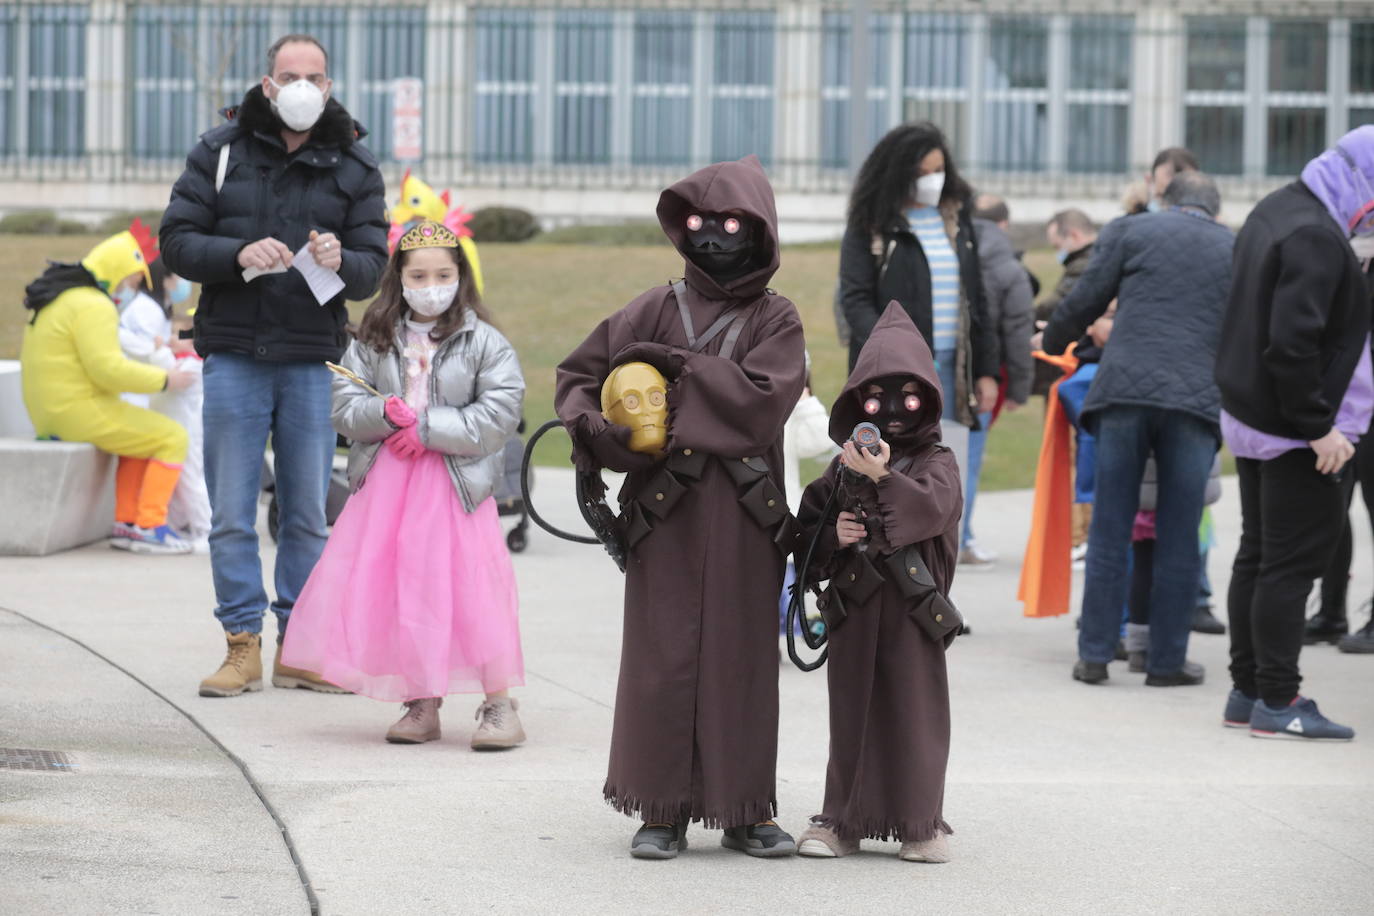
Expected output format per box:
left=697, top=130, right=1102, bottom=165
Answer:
left=495, top=420, right=531, bottom=553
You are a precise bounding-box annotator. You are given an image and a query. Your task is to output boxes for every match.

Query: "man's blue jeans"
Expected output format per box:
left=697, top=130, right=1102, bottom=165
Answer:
left=203, top=353, right=335, bottom=637
left=1078, top=406, right=1217, bottom=674
left=963, top=410, right=992, bottom=546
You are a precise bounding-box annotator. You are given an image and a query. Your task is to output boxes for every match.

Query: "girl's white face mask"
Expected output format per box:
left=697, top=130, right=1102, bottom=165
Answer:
left=267, top=78, right=327, bottom=132
left=1351, top=234, right=1374, bottom=261
left=403, top=281, right=459, bottom=318
left=912, top=171, right=945, bottom=208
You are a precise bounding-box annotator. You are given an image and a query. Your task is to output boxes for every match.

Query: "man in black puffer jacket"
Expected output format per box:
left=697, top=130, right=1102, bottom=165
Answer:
left=160, top=34, right=388, bottom=698
left=1039, top=171, right=1232, bottom=690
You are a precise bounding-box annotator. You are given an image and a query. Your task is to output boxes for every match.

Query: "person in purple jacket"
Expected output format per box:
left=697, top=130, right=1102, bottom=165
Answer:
left=1215, top=125, right=1374, bottom=741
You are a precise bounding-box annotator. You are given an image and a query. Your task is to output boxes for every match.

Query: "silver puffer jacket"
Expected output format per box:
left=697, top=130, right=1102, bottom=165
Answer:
left=332, top=311, right=524, bottom=512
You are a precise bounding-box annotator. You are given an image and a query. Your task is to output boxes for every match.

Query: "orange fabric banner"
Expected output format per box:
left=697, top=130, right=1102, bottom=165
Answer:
left=1018, top=346, right=1080, bottom=619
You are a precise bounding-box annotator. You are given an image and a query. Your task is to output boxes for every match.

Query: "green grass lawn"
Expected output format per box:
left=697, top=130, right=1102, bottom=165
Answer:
left=2, top=234, right=1059, bottom=490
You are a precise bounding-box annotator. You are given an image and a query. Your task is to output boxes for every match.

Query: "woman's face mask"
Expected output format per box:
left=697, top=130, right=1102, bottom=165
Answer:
left=267, top=77, right=327, bottom=132
left=911, top=171, right=945, bottom=208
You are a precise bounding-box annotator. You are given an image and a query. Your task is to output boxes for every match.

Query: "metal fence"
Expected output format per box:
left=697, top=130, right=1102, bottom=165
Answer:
left=2, top=0, right=1373, bottom=201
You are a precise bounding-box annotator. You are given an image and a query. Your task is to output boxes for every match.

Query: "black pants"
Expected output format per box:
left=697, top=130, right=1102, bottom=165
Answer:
left=1228, top=450, right=1354, bottom=705
left=1318, top=434, right=1374, bottom=618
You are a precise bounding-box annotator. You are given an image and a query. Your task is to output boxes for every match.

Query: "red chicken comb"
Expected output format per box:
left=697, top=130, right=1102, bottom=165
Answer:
left=130, top=218, right=159, bottom=265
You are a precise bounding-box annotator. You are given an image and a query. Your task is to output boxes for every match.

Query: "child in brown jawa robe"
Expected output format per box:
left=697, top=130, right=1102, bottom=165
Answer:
left=554, top=155, right=806, bottom=859
left=795, top=301, right=962, bottom=863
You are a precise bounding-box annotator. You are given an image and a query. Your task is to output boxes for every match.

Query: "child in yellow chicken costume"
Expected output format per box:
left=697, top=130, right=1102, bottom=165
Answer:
left=387, top=170, right=485, bottom=295
left=20, top=221, right=193, bottom=554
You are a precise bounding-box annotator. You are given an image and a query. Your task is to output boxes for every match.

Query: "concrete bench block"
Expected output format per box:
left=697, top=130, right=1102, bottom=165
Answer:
left=0, top=438, right=115, bottom=556
left=0, top=360, right=35, bottom=438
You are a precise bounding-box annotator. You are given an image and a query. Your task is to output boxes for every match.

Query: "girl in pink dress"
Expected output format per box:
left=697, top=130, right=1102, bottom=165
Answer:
left=281, top=221, right=527, bottom=748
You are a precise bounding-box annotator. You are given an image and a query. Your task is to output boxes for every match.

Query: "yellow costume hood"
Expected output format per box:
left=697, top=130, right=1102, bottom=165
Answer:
left=81, top=219, right=158, bottom=294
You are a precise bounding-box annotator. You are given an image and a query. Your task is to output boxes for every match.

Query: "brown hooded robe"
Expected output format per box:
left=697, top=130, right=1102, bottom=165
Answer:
left=797, top=301, right=961, bottom=842
left=554, top=156, right=806, bottom=828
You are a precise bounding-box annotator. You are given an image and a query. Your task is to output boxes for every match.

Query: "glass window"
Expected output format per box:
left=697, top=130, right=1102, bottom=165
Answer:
left=554, top=10, right=612, bottom=165
left=712, top=11, right=774, bottom=164
left=1067, top=104, right=1128, bottom=174
left=204, top=6, right=276, bottom=112
left=1070, top=17, right=1131, bottom=92
left=1268, top=108, right=1327, bottom=177
left=820, top=12, right=897, bottom=170
left=983, top=100, right=1046, bottom=172
left=1353, top=110, right=1374, bottom=131
left=632, top=10, right=692, bottom=167
left=986, top=17, right=1047, bottom=90
left=130, top=4, right=199, bottom=160
left=1185, top=18, right=1245, bottom=93
left=983, top=17, right=1047, bottom=172
left=904, top=12, right=965, bottom=90
left=473, top=8, right=534, bottom=164
left=28, top=5, right=86, bottom=158
left=1185, top=106, right=1244, bottom=176
left=0, top=8, right=15, bottom=155
left=356, top=8, right=425, bottom=161
left=1269, top=21, right=1326, bottom=94
left=1352, top=22, right=1374, bottom=94
left=289, top=8, right=349, bottom=82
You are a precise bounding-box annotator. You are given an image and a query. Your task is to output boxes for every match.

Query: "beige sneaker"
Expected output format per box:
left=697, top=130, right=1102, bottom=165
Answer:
left=199, top=632, right=263, bottom=697
left=471, top=696, right=525, bottom=750
left=797, top=819, right=859, bottom=858
left=272, top=645, right=350, bottom=694
left=386, top=698, right=442, bottom=744
left=899, top=832, right=950, bottom=863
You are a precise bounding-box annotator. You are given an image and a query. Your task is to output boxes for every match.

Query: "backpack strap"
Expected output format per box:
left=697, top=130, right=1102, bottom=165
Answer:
left=215, top=142, right=231, bottom=194
left=669, top=280, right=749, bottom=361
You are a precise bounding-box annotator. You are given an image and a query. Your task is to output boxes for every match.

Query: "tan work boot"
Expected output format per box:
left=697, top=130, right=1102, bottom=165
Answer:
left=797, top=818, right=859, bottom=858
left=899, top=832, right=950, bottom=863
left=471, top=696, right=525, bottom=750
left=386, top=698, right=443, bottom=744
left=199, top=632, right=263, bottom=697
left=271, top=645, right=350, bottom=694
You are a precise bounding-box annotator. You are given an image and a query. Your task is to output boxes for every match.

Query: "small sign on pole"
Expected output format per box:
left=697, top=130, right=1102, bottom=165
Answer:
left=392, top=77, right=423, bottom=162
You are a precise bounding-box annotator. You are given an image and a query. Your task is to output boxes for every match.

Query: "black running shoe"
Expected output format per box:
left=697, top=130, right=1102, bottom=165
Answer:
left=1191, top=605, right=1226, bottom=635
left=1303, top=613, right=1349, bottom=646
left=630, top=823, right=687, bottom=859
left=1339, top=616, right=1374, bottom=654
left=721, top=822, right=796, bottom=858
left=1073, top=660, right=1109, bottom=684
left=1145, top=660, right=1206, bottom=687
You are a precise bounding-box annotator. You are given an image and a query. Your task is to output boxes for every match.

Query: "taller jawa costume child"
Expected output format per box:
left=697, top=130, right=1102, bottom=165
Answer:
left=794, top=301, right=962, bottom=863
left=554, top=155, right=806, bottom=859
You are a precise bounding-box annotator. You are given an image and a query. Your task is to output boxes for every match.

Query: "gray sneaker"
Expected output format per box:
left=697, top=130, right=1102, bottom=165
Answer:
left=630, top=823, right=687, bottom=859
left=721, top=821, right=796, bottom=857
left=471, top=696, right=525, bottom=750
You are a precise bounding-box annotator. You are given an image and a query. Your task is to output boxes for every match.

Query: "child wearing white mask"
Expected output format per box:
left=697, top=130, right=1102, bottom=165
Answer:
left=281, top=221, right=529, bottom=749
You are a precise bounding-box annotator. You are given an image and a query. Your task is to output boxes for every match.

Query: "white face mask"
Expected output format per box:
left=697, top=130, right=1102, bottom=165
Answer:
left=403, top=281, right=460, bottom=318
left=267, top=77, right=327, bottom=132
left=911, top=171, right=945, bottom=208
left=1352, top=234, right=1374, bottom=260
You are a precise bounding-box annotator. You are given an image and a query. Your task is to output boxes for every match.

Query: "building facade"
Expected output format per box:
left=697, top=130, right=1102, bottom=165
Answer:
left=2, top=0, right=1371, bottom=235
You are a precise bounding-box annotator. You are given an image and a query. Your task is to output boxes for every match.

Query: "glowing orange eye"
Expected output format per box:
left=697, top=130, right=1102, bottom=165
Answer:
left=724, top=218, right=741, bottom=234
left=686, top=215, right=703, bottom=231
left=905, top=395, right=921, bottom=412
left=863, top=398, right=881, bottom=415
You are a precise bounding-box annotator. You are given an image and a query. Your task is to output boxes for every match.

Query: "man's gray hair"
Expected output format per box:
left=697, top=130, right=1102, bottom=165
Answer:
left=267, top=34, right=329, bottom=75
left=1049, top=208, right=1096, bottom=237
left=1161, top=171, right=1221, bottom=218
left=973, top=193, right=1009, bottom=224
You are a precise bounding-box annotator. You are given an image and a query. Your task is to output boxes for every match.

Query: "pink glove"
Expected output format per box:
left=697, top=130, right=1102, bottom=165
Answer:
left=386, top=424, right=427, bottom=460
left=384, top=396, right=416, bottom=428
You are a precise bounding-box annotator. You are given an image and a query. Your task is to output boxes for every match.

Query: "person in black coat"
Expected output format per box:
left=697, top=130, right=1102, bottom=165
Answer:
left=1214, top=126, right=1374, bottom=741
left=160, top=34, right=389, bottom=698
left=1037, top=171, right=1232, bottom=689
left=837, top=123, right=998, bottom=431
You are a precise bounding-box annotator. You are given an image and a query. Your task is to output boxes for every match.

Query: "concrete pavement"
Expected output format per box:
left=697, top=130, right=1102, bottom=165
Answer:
left=3, top=471, right=1373, bottom=915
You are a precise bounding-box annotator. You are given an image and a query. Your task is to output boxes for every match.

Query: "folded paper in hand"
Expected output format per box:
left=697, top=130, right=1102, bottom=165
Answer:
left=241, top=263, right=288, bottom=283
left=293, top=243, right=346, bottom=305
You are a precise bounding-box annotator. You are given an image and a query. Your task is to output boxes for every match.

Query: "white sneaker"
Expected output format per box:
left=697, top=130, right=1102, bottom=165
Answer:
left=471, top=696, right=525, bottom=750
left=1071, top=542, right=1088, bottom=571
left=109, top=522, right=134, bottom=550
left=127, top=524, right=194, bottom=555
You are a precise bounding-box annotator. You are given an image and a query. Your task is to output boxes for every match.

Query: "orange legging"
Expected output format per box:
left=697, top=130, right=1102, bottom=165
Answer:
left=114, top=457, right=184, bottom=529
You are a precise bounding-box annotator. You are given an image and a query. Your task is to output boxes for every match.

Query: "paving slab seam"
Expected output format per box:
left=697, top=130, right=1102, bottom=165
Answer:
left=1210, top=781, right=1374, bottom=870
left=525, top=668, right=613, bottom=710
left=0, top=605, right=322, bottom=916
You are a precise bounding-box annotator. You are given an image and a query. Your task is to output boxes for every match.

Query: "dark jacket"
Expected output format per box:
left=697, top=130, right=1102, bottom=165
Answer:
left=554, top=156, right=806, bottom=829
left=838, top=203, right=997, bottom=426
left=1042, top=210, right=1234, bottom=435
left=160, top=86, right=389, bottom=362
left=797, top=301, right=960, bottom=843
left=1032, top=243, right=1097, bottom=397
left=972, top=219, right=1034, bottom=403
left=1215, top=182, right=1374, bottom=441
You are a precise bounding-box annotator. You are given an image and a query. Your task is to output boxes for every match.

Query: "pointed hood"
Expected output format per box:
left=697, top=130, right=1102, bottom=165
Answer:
left=657, top=154, right=780, bottom=299
left=829, top=301, right=944, bottom=450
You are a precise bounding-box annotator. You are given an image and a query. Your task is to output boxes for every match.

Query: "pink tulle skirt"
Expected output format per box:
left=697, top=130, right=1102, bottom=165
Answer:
left=281, top=448, right=524, bottom=701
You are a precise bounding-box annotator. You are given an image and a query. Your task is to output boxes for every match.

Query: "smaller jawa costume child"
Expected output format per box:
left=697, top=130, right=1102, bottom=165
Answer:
left=795, top=301, right=962, bottom=862
left=554, top=155, right=806, bottom=859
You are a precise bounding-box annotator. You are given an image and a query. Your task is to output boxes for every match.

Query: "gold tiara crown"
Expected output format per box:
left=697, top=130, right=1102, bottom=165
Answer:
left=398, top=221, right=459, bottom=251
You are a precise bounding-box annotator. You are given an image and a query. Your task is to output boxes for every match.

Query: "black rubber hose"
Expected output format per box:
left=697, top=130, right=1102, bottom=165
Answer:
left=786, top=479, right=845, bottom=672
left=521, top=419, right=600, bottom=545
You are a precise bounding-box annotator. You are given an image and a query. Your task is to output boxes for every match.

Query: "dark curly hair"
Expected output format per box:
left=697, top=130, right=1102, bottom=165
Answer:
left=847, top=122, right=972, bottom=234
left=355, top=243, right=491, bottom=354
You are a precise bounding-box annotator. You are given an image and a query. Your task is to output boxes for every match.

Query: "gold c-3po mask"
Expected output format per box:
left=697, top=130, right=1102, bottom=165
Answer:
left=601, top=361, right=669, bottom=455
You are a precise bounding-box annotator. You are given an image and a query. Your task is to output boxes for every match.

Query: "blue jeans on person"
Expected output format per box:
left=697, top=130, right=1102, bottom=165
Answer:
left=963, top=410, right=993, bottom=546
left=1078, top=406, right=1217, bottom=674
left=935, top=348, right=958, bottom=422
left=203, top=353, right=336, bottom=638
left=1058, top=364, right=1098, bottom=504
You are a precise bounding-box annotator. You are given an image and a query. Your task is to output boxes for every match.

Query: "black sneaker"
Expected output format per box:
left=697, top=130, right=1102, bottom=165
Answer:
left=630, top=823, right=687, bottom=859
left=1303, top=613, right=1349, bottom=646
left=1072, top=660, right=1109, bottom=684
left=1127, top=651, right=1147, bottom=674
left=721, top=822, right=796, bottom=858
left=1145, top=660, right=1206, bottom=687
left=1114, top=640, right=1128, bottom=661
left=1191, top=605, right=1226, bottom=635
left=1339, top=617, right=1374, bottom=654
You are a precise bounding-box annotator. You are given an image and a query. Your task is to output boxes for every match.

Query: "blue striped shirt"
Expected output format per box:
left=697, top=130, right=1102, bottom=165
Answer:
left=906, top=206, right=960, bottom=353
